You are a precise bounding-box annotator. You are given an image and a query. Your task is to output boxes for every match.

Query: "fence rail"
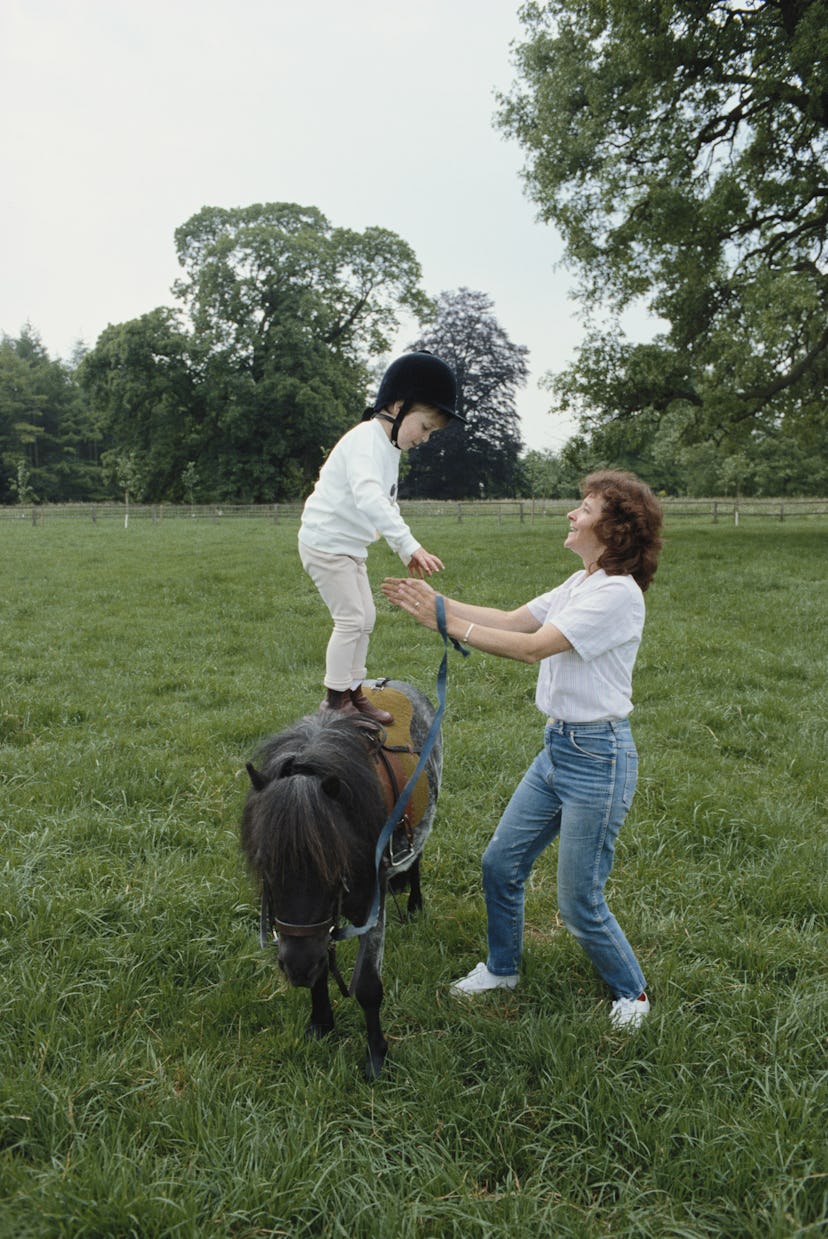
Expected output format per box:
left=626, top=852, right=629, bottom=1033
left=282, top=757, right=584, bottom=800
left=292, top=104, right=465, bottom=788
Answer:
left=1, top=497, right=827, bottom=525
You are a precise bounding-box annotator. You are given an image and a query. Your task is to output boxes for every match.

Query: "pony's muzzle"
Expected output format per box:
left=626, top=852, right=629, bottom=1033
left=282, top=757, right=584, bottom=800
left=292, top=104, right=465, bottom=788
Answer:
left=278, top=936, right=329, bottom=988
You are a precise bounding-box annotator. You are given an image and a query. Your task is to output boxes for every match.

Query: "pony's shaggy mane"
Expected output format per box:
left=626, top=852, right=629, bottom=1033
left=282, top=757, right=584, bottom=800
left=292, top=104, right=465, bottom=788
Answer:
left=240, top=712, right=387, bottom=890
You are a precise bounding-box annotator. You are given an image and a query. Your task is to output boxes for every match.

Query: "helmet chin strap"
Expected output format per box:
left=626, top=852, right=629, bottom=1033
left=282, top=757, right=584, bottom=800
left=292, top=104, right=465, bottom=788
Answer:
left=372, top=411, right=403, bottom=449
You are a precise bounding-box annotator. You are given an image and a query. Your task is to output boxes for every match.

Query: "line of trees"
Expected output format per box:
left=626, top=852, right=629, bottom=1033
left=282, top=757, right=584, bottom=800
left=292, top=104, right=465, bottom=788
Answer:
left=4, top=290, right=825, bottom=506
left=0, top=329, right=104, bottom=504
left=4, top=3, right=828, bottom=504
left=1, top=207, right=531, bottom=505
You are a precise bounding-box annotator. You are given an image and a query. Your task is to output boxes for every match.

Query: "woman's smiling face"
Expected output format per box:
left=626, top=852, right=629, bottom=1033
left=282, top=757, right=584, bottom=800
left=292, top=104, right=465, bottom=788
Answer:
left=564, top=493, right=606, bottom=568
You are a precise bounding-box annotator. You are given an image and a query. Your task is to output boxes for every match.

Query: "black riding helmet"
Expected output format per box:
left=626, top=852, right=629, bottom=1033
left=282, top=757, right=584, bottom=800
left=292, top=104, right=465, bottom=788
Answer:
left=362, top=351, right=464, bottom=447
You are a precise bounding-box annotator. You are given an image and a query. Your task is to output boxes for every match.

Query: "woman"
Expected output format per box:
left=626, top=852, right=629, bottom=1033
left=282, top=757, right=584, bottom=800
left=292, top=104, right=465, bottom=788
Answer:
left=381, top=470, right=663, bottom=1028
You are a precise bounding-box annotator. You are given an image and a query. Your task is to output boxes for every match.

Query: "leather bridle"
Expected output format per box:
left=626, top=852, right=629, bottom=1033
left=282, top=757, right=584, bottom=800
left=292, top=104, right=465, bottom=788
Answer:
left=261, top=877, right=352, bottom=997
left=260, top=877, right=346, bottom=944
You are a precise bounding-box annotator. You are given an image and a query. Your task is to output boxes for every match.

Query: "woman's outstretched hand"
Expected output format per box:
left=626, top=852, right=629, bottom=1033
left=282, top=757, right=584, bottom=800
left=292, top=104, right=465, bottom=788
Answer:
left=381, top=577, right=440, bottom=631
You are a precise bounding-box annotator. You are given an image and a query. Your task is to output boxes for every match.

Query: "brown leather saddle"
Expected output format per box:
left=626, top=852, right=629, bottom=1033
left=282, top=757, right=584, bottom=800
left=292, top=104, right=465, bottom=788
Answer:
left=361, top=682, right=429, bottom=868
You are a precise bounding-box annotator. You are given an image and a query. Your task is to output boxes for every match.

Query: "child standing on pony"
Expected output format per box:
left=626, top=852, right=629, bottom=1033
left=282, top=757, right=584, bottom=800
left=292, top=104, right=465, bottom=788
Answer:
left=299, top=351, right=463, bottom=726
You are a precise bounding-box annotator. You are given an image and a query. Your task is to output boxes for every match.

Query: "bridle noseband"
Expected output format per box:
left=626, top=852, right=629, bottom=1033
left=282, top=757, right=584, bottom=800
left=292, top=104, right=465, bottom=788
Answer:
left=270, top=916, right=335, bottom=938
left=260, top=877, right=347, bottom=945
left=261, top=878, right=351, bottom=997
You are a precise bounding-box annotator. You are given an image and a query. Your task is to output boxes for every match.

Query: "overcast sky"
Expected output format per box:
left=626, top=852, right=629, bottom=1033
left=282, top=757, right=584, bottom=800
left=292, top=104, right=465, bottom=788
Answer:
left=1, top=0, right=599, bottom=452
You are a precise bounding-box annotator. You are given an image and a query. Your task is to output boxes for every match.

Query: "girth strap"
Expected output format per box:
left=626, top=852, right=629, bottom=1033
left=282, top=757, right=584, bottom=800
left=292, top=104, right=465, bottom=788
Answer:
left=333, top=597, right=470, bottom=941
left=375, top=744, right=416, bottom=867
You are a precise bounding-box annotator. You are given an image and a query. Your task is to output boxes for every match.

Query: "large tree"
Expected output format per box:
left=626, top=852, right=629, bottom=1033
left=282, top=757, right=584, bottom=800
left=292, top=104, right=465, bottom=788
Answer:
left=498, top=1, right=828, bottom=457
left=404, top=288, right=528, bottom=498
left=78, top=308, right=200, bottom=501
left=171, top=204, right=432, bottom=500
left=79, top=204, right=431, bottom=503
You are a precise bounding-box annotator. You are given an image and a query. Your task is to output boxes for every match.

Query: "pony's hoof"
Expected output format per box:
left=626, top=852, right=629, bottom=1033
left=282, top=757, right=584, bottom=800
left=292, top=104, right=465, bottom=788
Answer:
left=305, top=1022, right=334, bottom=1041
left=363, top=1053, right=387, bottom=1081
left=363, top=1040, right=388, bottom=1080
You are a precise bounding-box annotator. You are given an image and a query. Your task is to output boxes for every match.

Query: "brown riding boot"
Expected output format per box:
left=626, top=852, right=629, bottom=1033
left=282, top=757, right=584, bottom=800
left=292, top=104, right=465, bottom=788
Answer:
left=350, top=685, right=394, bottom=726
left=320, top=687, right=360, bottom=717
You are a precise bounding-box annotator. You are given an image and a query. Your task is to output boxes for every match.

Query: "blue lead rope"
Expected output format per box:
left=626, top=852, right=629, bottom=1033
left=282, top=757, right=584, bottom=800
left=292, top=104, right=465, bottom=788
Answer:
left=333, top=594, right=470, bottom=940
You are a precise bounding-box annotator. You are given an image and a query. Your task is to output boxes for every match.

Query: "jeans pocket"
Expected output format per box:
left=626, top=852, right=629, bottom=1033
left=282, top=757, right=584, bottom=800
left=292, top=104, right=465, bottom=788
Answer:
left=568, top=731, right=614, bottom=762
left=621, top=749, right=638, bottom=809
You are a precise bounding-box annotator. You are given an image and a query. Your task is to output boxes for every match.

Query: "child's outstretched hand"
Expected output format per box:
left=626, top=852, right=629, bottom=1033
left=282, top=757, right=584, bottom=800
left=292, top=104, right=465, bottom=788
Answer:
left=407, top=548, right=444, bottom=578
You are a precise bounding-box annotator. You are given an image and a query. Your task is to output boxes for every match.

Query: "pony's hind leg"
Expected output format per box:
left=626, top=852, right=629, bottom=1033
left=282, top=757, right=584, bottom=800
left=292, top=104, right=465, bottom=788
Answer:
left=388, top=856, right=423, bottom=919
left=405, top=856, right=422, bottom=916
left=306, top=972, right=334, bottom=1041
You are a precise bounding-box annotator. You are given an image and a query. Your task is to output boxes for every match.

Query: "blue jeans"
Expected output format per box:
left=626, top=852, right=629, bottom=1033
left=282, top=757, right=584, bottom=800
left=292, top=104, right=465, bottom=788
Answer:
left=482, top=719, right=645, bottom=1000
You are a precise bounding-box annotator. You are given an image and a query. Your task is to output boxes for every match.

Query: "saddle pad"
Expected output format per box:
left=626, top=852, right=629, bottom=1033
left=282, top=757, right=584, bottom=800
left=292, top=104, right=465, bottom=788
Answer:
left=362, top=683, right=430, bottom=827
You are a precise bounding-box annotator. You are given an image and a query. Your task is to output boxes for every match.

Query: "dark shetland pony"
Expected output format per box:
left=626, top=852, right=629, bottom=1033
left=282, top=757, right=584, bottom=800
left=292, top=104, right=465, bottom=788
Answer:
left=240, top=680, right=442, bottom=1078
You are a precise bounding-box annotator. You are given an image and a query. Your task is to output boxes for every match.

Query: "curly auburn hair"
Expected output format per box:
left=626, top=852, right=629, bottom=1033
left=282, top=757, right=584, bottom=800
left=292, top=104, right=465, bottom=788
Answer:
left=581, top=470, right=664, bottom=592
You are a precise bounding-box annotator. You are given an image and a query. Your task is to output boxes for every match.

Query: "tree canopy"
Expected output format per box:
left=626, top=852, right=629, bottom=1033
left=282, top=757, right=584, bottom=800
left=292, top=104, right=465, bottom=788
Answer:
left=174, top=204, right=431, bottom=367
left=0, top=327, right=102, bottom=504
left=498, top=1, right=828, bottom=456
left=78, top=204, right=432, bottom=503
left=403, top=288, right=528, bottom=499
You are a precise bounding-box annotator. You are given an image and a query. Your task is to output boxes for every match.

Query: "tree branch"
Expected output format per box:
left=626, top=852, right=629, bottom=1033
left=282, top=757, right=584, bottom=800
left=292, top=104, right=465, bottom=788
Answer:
left=739, top=319, right=828, bottom=405
left=323, top=290, right=372, bottom=346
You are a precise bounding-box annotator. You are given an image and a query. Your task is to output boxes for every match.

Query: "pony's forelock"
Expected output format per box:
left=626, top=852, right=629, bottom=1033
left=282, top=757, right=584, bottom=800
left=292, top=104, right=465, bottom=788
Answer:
left=240, top=712, right=386, bottom=893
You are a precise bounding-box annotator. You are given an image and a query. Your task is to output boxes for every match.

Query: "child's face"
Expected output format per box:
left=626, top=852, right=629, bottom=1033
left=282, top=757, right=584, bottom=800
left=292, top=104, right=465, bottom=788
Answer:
left=395, top=404, right=451, bottom=451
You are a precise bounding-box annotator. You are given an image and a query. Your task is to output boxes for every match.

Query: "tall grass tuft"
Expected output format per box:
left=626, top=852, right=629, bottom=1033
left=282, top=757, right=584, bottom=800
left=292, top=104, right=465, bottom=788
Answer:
left=1, top=518, right=825, bottom=1237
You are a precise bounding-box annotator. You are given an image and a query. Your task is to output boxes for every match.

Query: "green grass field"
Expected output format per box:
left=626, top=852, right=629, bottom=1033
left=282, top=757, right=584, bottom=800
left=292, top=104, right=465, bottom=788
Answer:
left=1, top=516, right=826, bottom=1238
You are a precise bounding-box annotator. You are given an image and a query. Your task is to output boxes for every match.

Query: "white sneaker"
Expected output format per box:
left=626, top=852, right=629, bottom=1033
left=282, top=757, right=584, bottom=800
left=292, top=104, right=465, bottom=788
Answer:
left=609, top=993, right=650, bottom=1029
left=449, top=962, right=519, bottom=997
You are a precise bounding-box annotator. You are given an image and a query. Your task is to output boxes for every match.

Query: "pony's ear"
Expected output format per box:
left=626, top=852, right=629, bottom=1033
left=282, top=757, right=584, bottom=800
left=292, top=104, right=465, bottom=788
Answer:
left=246, top=762, right=268, bottom=792
left=320, top=775, right=341, bottom=801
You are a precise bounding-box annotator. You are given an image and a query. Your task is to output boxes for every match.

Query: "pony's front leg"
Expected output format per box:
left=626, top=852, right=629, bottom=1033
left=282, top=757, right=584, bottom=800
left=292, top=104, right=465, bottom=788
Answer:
left=306, top=969, right=334, bottom=1041
left=350, top=910, right=387, bottom=1079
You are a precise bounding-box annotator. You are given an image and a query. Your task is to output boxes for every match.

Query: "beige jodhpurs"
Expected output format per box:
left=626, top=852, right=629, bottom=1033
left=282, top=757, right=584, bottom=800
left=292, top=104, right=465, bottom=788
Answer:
left=299, top=539, right=376, bottom=691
